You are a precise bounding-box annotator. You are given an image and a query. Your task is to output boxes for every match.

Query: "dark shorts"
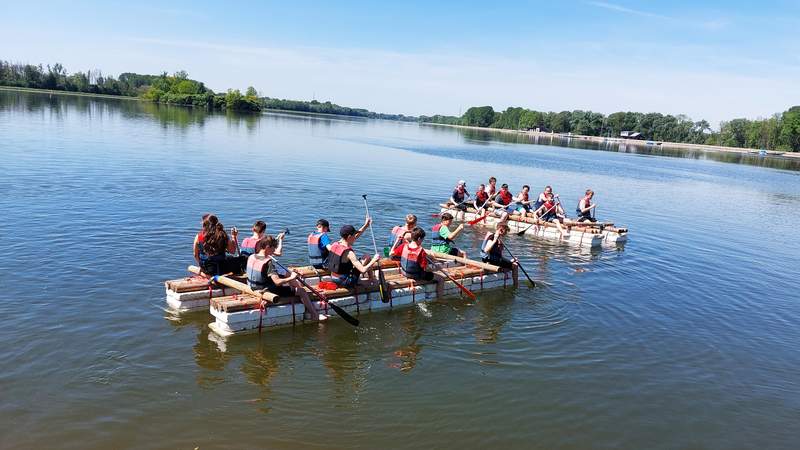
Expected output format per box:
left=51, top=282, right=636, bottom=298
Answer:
left=332, top=273, right=360, bottom=288
left=202, top=255, right=245, bottom=275
left=482, top=257, right=513, bottom=269
left=447, top=247, right=461, bottom=256
left=405, top=271, right=435, bottom=281
left=454, top=203, right=468, bottom=211
left=268, top=284, right=296, bottom=298
left=542, top=212, right=559, bottom=222
left=576, top=213, right=596, bottom=222
left=505, top=205, right=517, bottom=214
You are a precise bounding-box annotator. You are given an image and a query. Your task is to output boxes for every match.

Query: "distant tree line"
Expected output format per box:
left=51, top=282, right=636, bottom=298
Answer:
left=420, top=105, right=800, bottom=151
left=0, top=60, right=415, bottom=119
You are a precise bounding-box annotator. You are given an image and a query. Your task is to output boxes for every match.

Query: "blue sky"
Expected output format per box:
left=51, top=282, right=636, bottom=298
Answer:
left=3, top=0, right=799, bottom=125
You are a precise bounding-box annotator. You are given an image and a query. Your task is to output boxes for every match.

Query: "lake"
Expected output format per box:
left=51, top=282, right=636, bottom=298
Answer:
left=1, top=90, right=799, bottom=449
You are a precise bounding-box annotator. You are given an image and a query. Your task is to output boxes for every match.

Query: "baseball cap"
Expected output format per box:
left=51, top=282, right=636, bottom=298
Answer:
left=340, top=224, right=356, bottom=237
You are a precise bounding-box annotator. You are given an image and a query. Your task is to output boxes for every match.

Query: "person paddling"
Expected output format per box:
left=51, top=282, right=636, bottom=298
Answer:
left=431, top=212, right=467, bottom=257
left=247, top=236, right=326, bottom=321
left=533, top=192, right=567, bottom=238
left=387, top=214, right=418, bottom=256
left=329, top=225, right=381, bottom=288
left=447, top=180, right=470, bottom=220
left=474, top=183, right=490, bottom=213
left=480, top=223, right=517, bottom=269
left=514, top=185, right=533, bottom=215
left=241, top=220, right=285, bottom=257
left=490, top=183, right=516, bottom=222
left=575, top=189, right=598, bottom=222
left=308, top=219, right=333, bottom=269
left=193, top=213, right=211, bottom=267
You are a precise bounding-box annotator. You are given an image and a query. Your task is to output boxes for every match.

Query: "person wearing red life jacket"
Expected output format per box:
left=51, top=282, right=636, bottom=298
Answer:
left=386, top=214, right=418, bottom=257
left=308, top=219, right=333, bottom=269
left=397, top=227, right=439, bottom=282
left=514, top=185, right=533, bottom=215
left=240, top=220, right=286, bottom=257
left=329, top=225, right=381, bottom=288
left=480, top=222, right=517, bottom=269
left=532, top=192, right=567, bottom=238
left=247, top=236, right=326, bottom=322
left=490, top=183, right=516, bottom=222
left=474, top=184, right=491, bottom=213
left=575, top=189, right=598, bottom=222
left=431, top=212, right=466, bottom=257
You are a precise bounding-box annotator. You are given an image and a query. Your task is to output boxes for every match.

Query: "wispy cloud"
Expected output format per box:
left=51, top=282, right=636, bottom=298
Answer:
left=585, top=1, right=729, bottom=30
left=585, top=1, right=668, bottom=19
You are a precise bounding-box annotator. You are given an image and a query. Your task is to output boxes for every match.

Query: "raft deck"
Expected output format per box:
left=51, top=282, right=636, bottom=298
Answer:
left=164, top=254, right=518, bottom=336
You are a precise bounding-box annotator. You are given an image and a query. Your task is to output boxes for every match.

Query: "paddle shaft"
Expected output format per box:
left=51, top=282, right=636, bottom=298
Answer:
left=270, top=259, right=359, bottom=327
left=187, top=265, right=279, bottom=303
left=425, top=255, right=476, bottom=300
left=502, top=246, right=536, bottom=287
left=362, top=195, right=388, bottom=302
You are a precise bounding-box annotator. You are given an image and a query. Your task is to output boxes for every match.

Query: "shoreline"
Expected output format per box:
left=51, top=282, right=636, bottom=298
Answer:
left=421, top=122, right=800, bottom=159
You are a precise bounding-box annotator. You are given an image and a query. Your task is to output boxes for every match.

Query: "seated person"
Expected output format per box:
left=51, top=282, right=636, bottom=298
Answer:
left=431, top=212, right=466, bottom=257
left=307, top=218, right=333, bottom=269
left=247, top=236, right=326, bottom=321
left=532, top=192, right=567, bottom=238
left=480, top=223, right=517, bottom=269
left=490, top=183, right=516, bottom=222
left=575, top=189, right=598, bottom=222
left=387, top=214, right=417, bottom=257
left=329, top=225, right=381, bottom=288
left=395, top=227, right=438, bottom=282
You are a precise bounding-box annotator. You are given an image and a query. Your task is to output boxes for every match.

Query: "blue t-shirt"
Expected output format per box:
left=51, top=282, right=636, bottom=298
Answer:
left=318, top=232, right=331, bottom=250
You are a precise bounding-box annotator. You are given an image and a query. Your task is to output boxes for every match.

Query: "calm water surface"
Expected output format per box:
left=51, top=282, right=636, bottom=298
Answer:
left=1, top=91, right=799, bottom=449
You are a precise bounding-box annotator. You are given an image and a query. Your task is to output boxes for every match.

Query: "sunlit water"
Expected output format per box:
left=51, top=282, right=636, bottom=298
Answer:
left=1, top=91, right=799, bottom=449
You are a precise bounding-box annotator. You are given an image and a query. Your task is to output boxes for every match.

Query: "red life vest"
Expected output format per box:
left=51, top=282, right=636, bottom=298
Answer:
left=498, top=190, right=513, bottom=205
left=400, top=244, right=426, bottom=277
left=246, top=255, right=271, bottom=289
left=476, top=191, right=489, bottom=205
left=307, top=232, right=329, bottom=266
left=241, top=236, right=258, bottom=257
left=576, top=196, right=592, bottom=215
left=195, top=232, right=206, bottom=261
left=543, top=199, right=555, bottom=211
left=328, top=241, right=353, bottom=276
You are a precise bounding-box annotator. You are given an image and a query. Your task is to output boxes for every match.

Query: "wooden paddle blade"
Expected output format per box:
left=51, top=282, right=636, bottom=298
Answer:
left=328, top=302, right=360, bottom=327
left=456, top=282, right=477, bottom=299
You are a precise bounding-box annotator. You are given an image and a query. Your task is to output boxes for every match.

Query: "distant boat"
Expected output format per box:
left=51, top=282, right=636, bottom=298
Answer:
left=758, top=149, right=768, bottom=157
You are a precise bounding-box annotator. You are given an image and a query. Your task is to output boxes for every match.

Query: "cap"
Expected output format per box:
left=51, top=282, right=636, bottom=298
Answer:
left=316, top=218, right=330, bottom=229
left=340, top=224, right=356, bottom=238
left=457, top=180, right=466, bottom=186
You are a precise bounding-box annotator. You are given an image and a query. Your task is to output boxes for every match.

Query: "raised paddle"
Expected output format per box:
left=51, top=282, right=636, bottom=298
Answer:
left=425, top=255, right=476, bottom=300
left=502, top=245, right=536, bottom=288
left=270, top=258, right=359, bottom=327
left=362, top=194, right=389, bottom=303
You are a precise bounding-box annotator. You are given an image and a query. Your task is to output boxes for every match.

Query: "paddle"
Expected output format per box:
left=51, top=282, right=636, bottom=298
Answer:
left=517, top=203, right=557, bottom=236
left=502, top=245, right=536, bottom=288
left=425, top=255, right=476, bottom=300
left=362, top=194, right=389, bottom=303
left=270, top=258, right=359, bottom=327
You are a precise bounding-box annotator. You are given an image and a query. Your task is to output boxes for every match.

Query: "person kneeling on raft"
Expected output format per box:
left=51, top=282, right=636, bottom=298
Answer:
left=431, top=212, right=467, bottom=257
left=480, top=223, right=517, bottom=269
left=247, top=236, right=327, bottom=321
left=328, top=225, right=381, bottom=288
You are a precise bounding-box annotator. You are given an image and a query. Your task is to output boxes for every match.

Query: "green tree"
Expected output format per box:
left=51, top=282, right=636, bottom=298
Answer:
left=245, top=86, right=258, bottom=98
left=462, top=106, right=495, bottom=127
left=779, top=106, right=800, bottom=151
